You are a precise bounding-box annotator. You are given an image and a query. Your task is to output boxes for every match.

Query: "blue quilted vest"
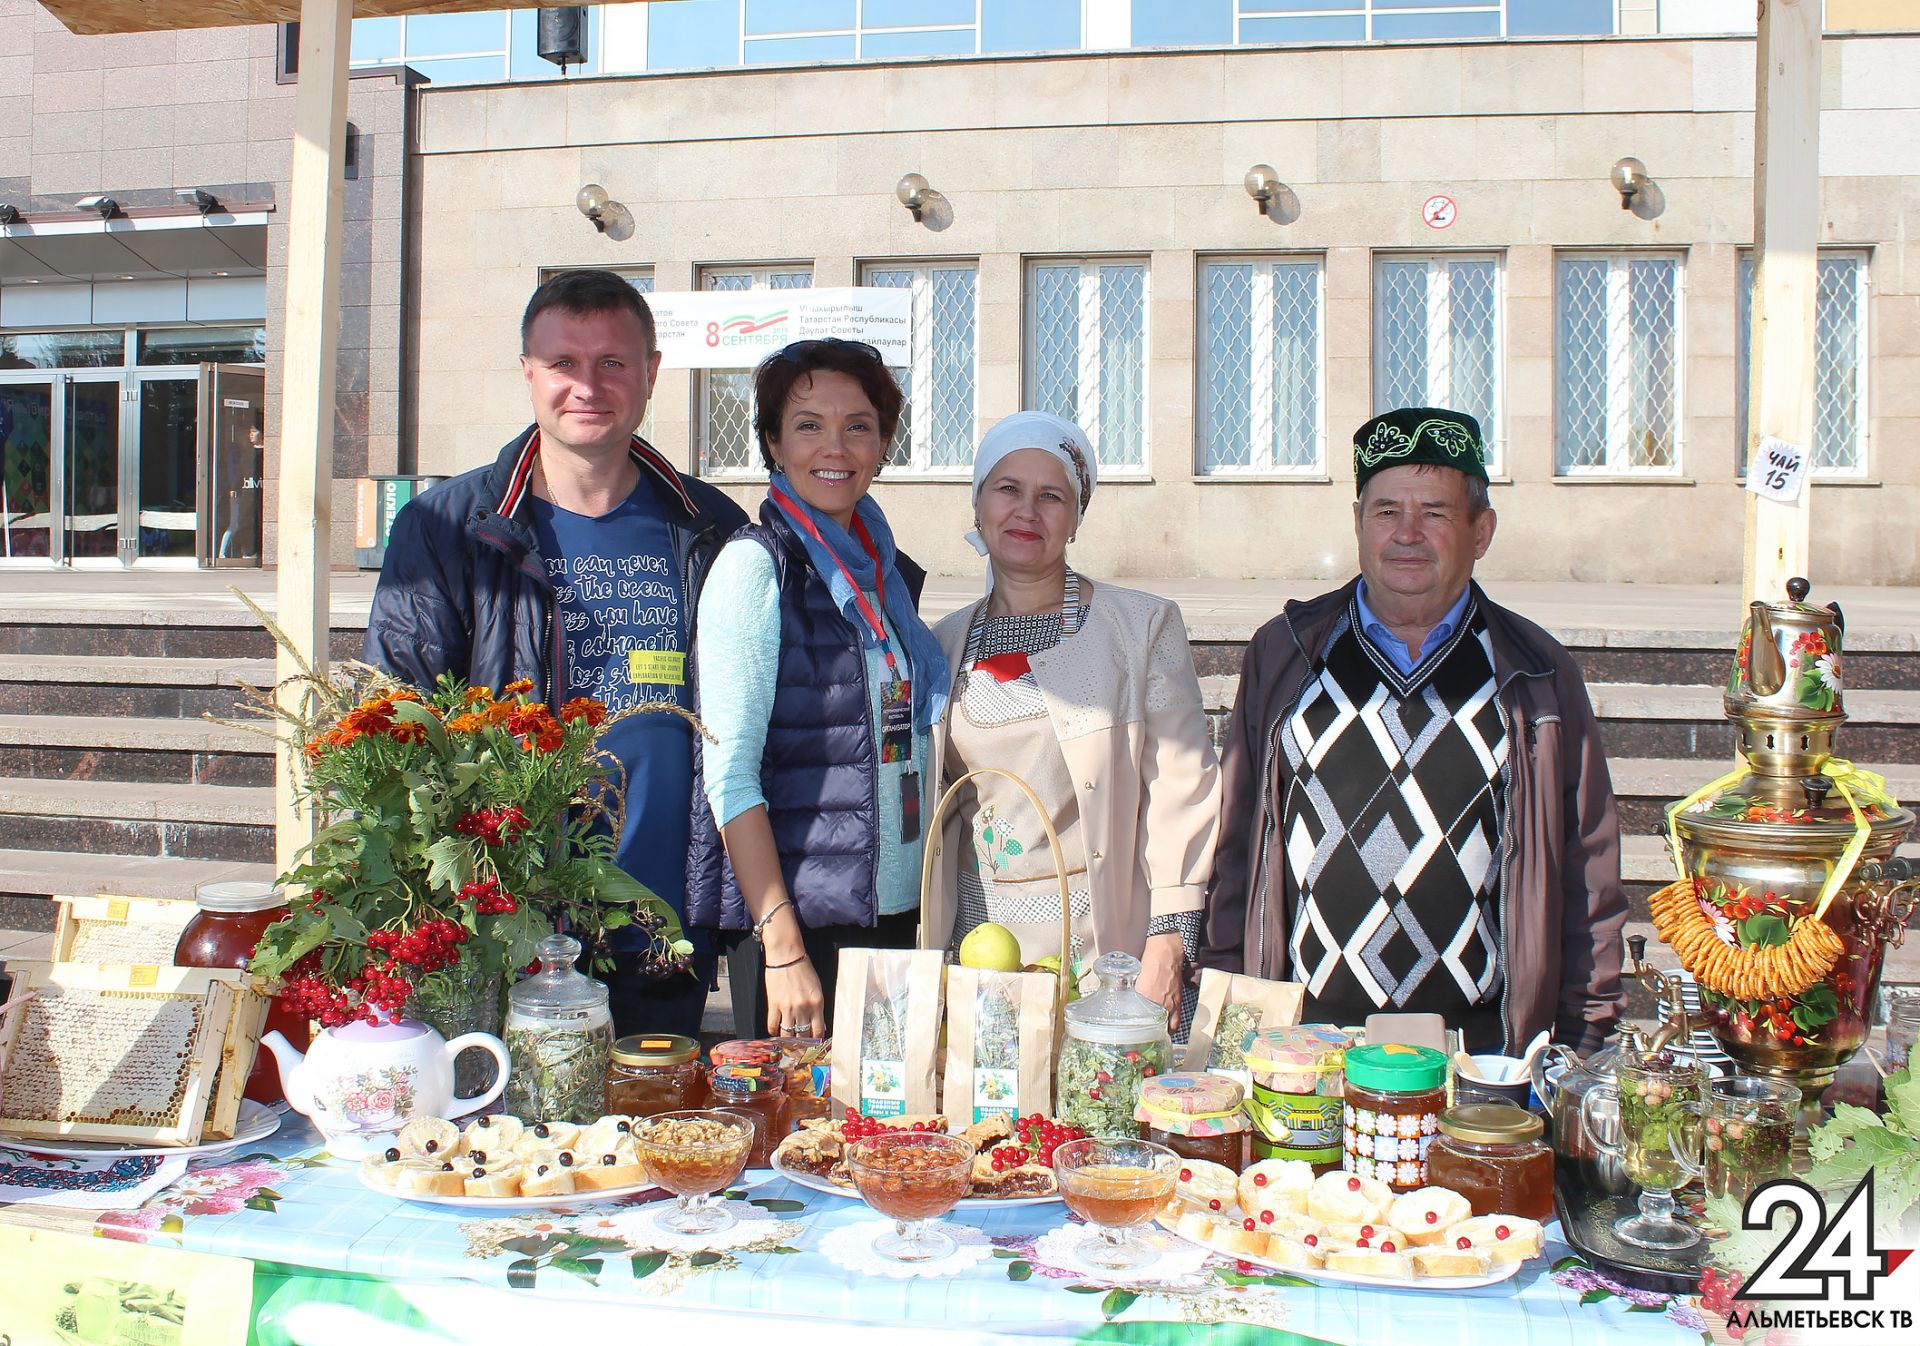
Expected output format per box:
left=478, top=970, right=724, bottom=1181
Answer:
left=684, top=501, right=926, bottom=932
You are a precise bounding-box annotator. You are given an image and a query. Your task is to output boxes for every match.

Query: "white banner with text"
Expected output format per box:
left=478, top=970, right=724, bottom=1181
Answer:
left=649, top=287, right=912, bottom=369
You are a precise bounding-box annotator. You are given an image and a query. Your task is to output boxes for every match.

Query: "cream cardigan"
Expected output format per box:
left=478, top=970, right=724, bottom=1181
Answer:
left=921, top=579, right=1222, bottom=962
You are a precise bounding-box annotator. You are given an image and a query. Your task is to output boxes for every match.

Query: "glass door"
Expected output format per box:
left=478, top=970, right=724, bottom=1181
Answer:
left=132, top=374, right=200, bottom=565
left=63, top=376, right=122, bottom=564
left=201, top=365, right=265, bottom=566
left=0, top=381, right=56, bottom=563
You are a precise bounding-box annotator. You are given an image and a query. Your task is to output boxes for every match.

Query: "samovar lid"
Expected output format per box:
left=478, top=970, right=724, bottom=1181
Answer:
left=1673, top=773, right=1913, bottom=855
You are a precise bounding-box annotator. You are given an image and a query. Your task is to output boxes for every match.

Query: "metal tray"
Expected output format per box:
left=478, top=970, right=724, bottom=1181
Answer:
left=1553, top=1174, right=1707, bottom=1295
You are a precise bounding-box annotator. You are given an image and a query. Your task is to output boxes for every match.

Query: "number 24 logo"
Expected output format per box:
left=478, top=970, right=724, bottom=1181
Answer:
left=1741, top=1174, right=1888, bottom=1302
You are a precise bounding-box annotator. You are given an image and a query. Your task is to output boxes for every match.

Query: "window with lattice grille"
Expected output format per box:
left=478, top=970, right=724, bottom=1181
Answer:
left=696, top=266, right=813, bottom=475
left=1198, top=257, right=1324, bottom=474
left=1374, top=254, right=1503, bottom=473
left=1553, top=253, right=1683, bottom=475
left=1735, top=251, right=1869, bottom=477
left=1024, top=259, right=1150, bottom=470
left=862, top=261, right=979, bottom=472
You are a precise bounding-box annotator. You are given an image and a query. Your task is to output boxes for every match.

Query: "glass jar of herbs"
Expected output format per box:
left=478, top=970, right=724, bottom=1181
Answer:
left=504, top=934, right=613, bottom=1123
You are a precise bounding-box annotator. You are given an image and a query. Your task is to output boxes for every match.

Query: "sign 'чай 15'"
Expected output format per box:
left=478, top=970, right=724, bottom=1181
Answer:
left=650, top=287, right=913, bottom=370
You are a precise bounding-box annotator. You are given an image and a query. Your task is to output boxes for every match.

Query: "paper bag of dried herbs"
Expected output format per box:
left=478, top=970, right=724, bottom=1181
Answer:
left=1183, top=969, right=1305, bottom=1088
left=942, top=967, right=1058, bottom=1124
left=830, top=948, right=944, bottom=1119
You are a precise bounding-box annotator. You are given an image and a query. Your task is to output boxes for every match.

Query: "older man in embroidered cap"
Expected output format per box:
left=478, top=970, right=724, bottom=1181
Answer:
left=1200, top=407, right=1626, bottom=1053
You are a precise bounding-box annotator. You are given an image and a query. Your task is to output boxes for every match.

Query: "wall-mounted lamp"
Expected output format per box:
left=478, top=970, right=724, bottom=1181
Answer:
left=1243, top=165, right=1281, bottom=216
left=177, top=188, right=222, bottom=215
left=0, top=205, right=18, bottom=225
left=77, top=194, right=120, bottom=219
left=575, top=182, right=634, bottom=241
left=1610, top=157, right=1648, bottom=211
left=895, top=172, right=932, bottom=223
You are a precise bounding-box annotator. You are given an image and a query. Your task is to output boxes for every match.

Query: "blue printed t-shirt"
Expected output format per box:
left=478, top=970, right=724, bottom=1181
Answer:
left=528, top=483, right=696, bottom=952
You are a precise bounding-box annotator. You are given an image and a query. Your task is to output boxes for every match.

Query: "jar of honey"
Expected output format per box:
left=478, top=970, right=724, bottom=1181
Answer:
left=712, top=1037, right=831, bottom=1125
left=605, top=1034, right=707, bottom=1119
left=1427, top=1103, right=1555, bottom=1221
left=1134, top=1072, right=1250, bottom=1172
left=708, top=1063, right=790, bottom=1167
left=174, top=879, right=306, bottom=1106
left=1342, top=1043, right=1447, bottom=1191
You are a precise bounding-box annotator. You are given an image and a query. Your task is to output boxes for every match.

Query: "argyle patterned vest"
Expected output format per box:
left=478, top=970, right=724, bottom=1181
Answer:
left=1281, top=598, right=1510, bottom=1049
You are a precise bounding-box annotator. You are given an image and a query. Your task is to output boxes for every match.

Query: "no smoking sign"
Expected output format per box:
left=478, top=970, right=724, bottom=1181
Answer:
left=1422, top=194, right=1458, bottom=229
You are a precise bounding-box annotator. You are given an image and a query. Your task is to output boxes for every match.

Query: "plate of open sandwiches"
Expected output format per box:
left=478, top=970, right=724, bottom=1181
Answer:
left=771, top=1111, right=1084, bottom=1206
left=1156, top=1159, right=1544, bottom=1290
left=358, top=1113, right=670, bottom=1209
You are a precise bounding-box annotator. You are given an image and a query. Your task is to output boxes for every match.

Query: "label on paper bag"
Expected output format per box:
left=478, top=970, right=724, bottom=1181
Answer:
left=972, top=1067, right=1018, bottom=1121
left=860, top=1058, right=907, bottom=1117
left=1747, top=435, right=1808, bottom=503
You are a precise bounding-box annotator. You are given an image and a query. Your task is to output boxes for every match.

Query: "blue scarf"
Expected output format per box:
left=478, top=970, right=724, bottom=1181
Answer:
left=767, top=473, right=951, bottom=735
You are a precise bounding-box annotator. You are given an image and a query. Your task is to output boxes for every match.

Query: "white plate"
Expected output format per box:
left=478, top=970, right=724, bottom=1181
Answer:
left=1156, top=1212, right=1525, bottom=1292
left=771, top=1153, right=1062, bottom=1209
left=361, top=1164, right=776, bottom=1212
left=0, top=1100, right=281, bottom=1159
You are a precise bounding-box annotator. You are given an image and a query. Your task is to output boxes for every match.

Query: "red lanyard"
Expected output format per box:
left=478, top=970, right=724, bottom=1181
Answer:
left=769, top=485, right=903, bottom=683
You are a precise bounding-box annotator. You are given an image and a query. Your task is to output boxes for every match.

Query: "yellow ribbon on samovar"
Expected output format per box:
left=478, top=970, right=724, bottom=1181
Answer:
left=1665, top=761, right=1750, bottom=880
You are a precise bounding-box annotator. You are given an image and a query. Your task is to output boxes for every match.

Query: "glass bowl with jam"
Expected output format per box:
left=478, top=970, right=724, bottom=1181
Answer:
left=632, top=1109, right=755, bottom=1235
left=1051, top=1136, right=1180, bottom=1270
left=844, top=1130, right=977, bottom=1264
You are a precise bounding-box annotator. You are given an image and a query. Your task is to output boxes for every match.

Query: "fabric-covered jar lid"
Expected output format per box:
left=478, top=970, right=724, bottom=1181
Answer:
left=1135, top=1072, right=1249, bottom=1136
left=1243, top=1026, right=1351, bottom=1074
left=1344, top=1042, right=1447, bottom=1093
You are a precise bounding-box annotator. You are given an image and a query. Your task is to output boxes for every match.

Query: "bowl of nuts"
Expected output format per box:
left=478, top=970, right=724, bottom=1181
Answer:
left=844, top=1129, right=977, bottom=1264
left=632, top=1109, right=756, bottom=1235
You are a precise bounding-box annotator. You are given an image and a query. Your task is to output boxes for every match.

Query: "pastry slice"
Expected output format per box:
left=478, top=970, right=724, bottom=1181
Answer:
left=398, top=1117, right=461, bottom=1162
left=1412, top=1245, right=1494, bottom=1279
left=582, top=1115, right=638, bottom=1155
left=522, top=1120, right=582, bottom=1152
left=772, top=1125, right=842, bottom=1176
left=959, top=1113, right=1014, bottom=1150
left=1214, top=1219, right=1269, bottom=1257
left=520, top=1156, right=578, bottom=1197
left=1389, top=1187, right=1475, bottom=1246
left=574, top=1152, right=649, bottom=1191
left=1444, top=1215, right=1544, bottom=1265
left=1238, top=1158, right=1314, bottom=1218
left=464, top=1113, right=526, bottom=1151
left=1171, top=1158, right=1239, bottom=1214
left=1262, top=1236, right=1327, bottom=1271
left=393, top=1160, right=465, bottom=1197
left=1263, top=1212, right=1326, bottom=1244
left=1323, top=1247, right=1413, bottom=1278
left=359, top=1154, right=402, bottom=1191
left=462, top=1160, right=525, bottom=1197
left=1176, top=1207, right=1233, bottom=1246
left=1307, top=1170, right=1392, bottom=1225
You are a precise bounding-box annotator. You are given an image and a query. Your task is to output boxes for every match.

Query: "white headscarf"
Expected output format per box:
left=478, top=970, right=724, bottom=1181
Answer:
left=962, top=411, right=1099, bottom=559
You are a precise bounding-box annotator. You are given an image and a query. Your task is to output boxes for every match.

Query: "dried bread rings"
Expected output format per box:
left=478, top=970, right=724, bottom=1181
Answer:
left=1648, top=879, right=1843, bottom=1000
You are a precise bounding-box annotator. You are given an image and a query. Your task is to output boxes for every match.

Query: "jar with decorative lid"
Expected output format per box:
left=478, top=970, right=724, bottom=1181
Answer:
left=1243, top=1026, right=1350, bottom=1172
left=1057, top=951, right=1174, bottom=1137
left=503, top=934, right=613, bottom=1123
left=1135, top=1072, right=1249, bottom=1171
left=1342, top=1043, right=1447, bottom=1191
left=709, top=1062, right=791, bottom=1166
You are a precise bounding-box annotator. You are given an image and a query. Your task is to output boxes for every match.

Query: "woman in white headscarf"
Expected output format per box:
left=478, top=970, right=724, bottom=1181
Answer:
left=922, top=412, right=1221, bottom=1029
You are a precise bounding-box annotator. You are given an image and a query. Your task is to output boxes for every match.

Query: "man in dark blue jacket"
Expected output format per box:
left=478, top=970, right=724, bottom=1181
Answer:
left=366, top=269, right=748, bottom=1037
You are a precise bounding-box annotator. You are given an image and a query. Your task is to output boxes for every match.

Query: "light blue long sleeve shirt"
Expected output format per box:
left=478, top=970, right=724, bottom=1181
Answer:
left=695, top=539, right=926, bottom=917
left=1353, top=579, right=1473, bottom=675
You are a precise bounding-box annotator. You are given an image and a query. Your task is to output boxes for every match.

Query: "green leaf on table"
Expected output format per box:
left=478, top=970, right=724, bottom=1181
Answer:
left=749, top=1198, right=805, bottom=1213
left=1884, top=1073, right=1920, bottom=1139
left=506, top=1258, right=539, bottom=1290
left=1552, top=1255, right=1589, bottom=1273
left=1065, top=1284, right=1107, bottom=1294
left=1627, top=1303, right=1667, bottom=1313
left=769, top=1246, right=800, bottom=1255
left=992, top=1248, right=1019, bottom=1259
left=689, top=1250, right=724, bottom=1268
left=159, top=1215, right=185, bottom=1236
left=243, top=1195, right=277, bottom=1212
left=630, top=1252, right=667, bottom=1280
left=1100, top=1289, right=1138, bottom=1321
left=501, top=1235, right=564, bottom=1258
left=256, top=1187, right=282, bottom=1201
left=1809, top=1104, right=1887, bottom=1163
left=1737, top=913, right=1791, bottom=948
left=552, top=1257, right=601, bottom=1285
left=570, top=1236, right=631, bottom=1258
left=1580, top=1288, right=1613, bottom=1306
left=1007, top=1260, right=1033, bottom=1282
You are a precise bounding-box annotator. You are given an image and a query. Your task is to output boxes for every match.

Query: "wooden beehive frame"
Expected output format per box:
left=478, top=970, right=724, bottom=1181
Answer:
left=0, top=962, right=248, bottom=1146
left=203, top=981, right=273, bottom=1140
left=51, top=894, right=199, bottom=966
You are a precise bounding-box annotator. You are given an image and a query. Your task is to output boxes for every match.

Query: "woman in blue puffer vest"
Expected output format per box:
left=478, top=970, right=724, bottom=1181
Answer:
left=686, top=339, right=950, bottom=1040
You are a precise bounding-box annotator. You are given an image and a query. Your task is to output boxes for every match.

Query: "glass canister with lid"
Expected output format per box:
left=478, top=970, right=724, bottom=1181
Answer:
left=1342, top=1042, right=1448, bottom=1190
left=1135, top=1072, right=1250, bottom=1171
left=709, top=1063, right=791, bottom=1166
left=1057, top=950, right=1174, bottom=1137
left=606, top=1033, right=708, bottom=1118
left=1427, top=1102, right=1555, bottom=1220
left=174, top=879, right=307, bottom=1105
left=503, top=933, right=614, bottom=1123
left=1243, top=1026, right=1350, bottom=1172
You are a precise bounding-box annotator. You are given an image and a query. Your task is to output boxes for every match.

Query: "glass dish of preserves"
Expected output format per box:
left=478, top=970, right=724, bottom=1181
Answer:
left=1052, top=1136, right=1180, bottom=1270
left=845, top=1130, right=976, bottom=1264
left=1343, top=1043, right=1447, bottom=1191
left=605, top=1034, right=707, bottom=1118
left=632, top=1110, right=755, bottom=1235
left=1426, top=1103, right=1555, bottom=1221
left=1135, top=1072, right=1249, bottom=1172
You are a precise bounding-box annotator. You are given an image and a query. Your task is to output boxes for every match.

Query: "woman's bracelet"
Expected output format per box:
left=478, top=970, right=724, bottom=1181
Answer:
left=764, top=952, right=807, bottom=972
left=751, top=897, right=794, bottom=945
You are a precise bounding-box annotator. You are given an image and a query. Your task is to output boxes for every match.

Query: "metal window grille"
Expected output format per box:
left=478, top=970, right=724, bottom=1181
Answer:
left=1199, top=257, right=1323, bottom=474
left=1554, top=254, right=1682, bottom=474
left=1736, top=252, right=1868, bottom=475
left=862, top=262, right=979, bottom=471
left=696, top=266, right=812, bottom=475
left=1025, top=259, right=1149, bottom=469
left=1375, top=255, right=1503, bottom=471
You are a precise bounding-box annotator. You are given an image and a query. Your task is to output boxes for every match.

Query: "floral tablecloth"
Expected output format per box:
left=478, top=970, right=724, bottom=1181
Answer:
left=0, top=1117, right=1718, bottom=1346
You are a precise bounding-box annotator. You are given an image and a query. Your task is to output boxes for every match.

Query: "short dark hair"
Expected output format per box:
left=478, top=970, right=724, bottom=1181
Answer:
left=521, top=269, right=655, bottom=353
left=751, top=339, right=904, bottom=472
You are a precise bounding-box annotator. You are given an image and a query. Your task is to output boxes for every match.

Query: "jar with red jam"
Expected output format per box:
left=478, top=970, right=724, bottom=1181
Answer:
left=605, top=1034, right=708, bottom=1119
left=1342, top=1043, right=1447, bottom=1191
left=1134, top=1072, right=1250, bottom=1172
left=709, top=1063, right=790, bottom=1167
left=1427, top=1103, right=1555, bottom=1221
left=174, top=879, right=307, bottom=1105
left=713, top=1037, right=831, bottom=1125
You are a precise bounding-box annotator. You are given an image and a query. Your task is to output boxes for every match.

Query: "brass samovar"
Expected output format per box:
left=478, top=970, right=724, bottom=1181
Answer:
left=1661, top=579, right=1918, bottom=1128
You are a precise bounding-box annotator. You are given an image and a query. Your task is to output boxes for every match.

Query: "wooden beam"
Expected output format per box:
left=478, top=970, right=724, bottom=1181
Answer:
left=44, top=0, right=548, bottom=37
left=1740, top=0, right=1822, bottom=608
left=274, top=0, right=352, bottom=874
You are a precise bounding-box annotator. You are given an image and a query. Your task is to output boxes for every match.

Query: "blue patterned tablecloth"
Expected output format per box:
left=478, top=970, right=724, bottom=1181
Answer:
left=1, top=1117, right=1715, bottom=1346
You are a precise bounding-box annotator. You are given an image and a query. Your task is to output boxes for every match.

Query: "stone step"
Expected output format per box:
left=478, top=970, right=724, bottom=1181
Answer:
left=0, top=777, right=274, bottom=864
left=0, top=654, right=277, bottom=718
left=0, top=849, right=276, bottom=903
left=0, top=712, right=275, bottom=787
left=0, top=617, right=362, bottom=662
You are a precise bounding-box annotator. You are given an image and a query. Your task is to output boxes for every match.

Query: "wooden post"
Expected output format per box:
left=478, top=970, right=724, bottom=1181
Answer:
left=1740, top=0, right=1822, bottom=608
left=274, top=0, right=353, bottom=872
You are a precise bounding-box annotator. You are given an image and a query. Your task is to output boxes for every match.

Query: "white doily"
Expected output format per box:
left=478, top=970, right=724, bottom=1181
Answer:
left=1031, top=1224, right=1212, bottom=1285
left=819, top=1218, right=995, bottom=1280
left=603, top=1198, right=799, bottom=1253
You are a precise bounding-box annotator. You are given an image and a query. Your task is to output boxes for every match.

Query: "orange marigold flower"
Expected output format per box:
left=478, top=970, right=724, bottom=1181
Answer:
left=521, top=721, right=565, bottom=754
left=465, top=686, right=494, bottom=704
left=503, top=678, right=536, bottom=697
left=446, top=712, right=486, bottom=734
left=388, top=719, right=428, bottom=746
left=558, top=697, right=607, bottom=727
left=388, top=689, right=424, bottom=704
left=482, top=701, right=515, bottom=727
